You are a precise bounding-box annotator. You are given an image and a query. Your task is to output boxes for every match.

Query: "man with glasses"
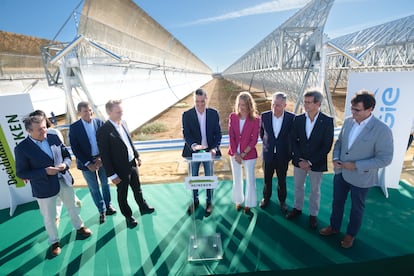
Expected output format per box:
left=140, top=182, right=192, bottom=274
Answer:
left=182, top=88, right=222, bottom=217
left=319, top=90, right=393, bottom=248
left=286, top=89, right=334, bottom=230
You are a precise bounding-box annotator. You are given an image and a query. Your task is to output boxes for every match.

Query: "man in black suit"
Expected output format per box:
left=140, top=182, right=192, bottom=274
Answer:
left=96, top=100, right=154, bottom=228
left=259, top=92, right=295, bottom=213
left=182, top=88, right=222, bottom=217
left=286, top=89, right=334, bottom=229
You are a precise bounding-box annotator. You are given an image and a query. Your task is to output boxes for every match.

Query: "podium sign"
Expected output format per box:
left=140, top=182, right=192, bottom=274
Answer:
left=191, top=152, right=211, bottom=162
left=185, top=176, right=218, bottom=190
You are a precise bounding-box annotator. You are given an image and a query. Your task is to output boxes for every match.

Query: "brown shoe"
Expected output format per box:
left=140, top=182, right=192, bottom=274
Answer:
left=319, top=226, right=339, bottom=236
left=244, top=207, right=251, bottom=214
left=341, top=234, right=355, bottom=248
left=309, top=215, right=318, bottom=229
left=77, top=226, right=92, bottom=238
left=259, top=199, right=268, bottom=209
left=286, top=208, right=302, bottom=219
left=50, top=242, right=61, bottom=256
left=235, top=204, right=242, bottom=211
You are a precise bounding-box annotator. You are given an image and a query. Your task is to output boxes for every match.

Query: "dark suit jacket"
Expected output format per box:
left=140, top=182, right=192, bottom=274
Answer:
left=69, top=118, right=104, bottom=171
left=15, top=133, right=72, bottom=198
left=291, top=112, right=334, bottom=172
left=260, top=110, right=295, bottom=163
left=181, top=107, right=222, bottom=158
left=96, top=120, right=139, bottom=180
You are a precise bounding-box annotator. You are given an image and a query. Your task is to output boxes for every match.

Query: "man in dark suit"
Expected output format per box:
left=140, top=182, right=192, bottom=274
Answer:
left=286, top=89, right=334, bottom=229
left=182, top=88, right=222, bottom=217
left=15, top=114, right=91, bottom=257
left=96, top=100, right=154, bottom=228
left=69, top=101, right=116, bottom=224
left=259, top=92, right=295, bottom=213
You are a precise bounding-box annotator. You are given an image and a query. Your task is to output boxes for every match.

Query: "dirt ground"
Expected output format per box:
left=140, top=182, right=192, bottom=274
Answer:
left=71, top=78, right=414, bottom=187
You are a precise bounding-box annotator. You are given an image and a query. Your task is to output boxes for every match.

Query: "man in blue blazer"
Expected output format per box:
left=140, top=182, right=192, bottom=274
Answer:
left=97, top=100, right=154, bottom=228
left=286, top=89, right=334, bottom=229
left=69, top=101, right=116, bottom=224
left=320, top=91, right=393, bottom=248
left=15, top=114, right=91, bottom=257
left=182, top=88, right=222, bottom=217
left=259, top=92, right=295, bottom=213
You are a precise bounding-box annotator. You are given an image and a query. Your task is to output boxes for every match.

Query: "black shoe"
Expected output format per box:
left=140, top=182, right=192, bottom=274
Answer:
left=286, top=208, right=302, bottom=219
left=140, top=205, right=155, bottom=215
left=280, top=202, right=288, bottom=214
left=126, top=216, right=138, bottom=228
left=99, top=212, right=106, bottom=224
left=309, top=215, right=318, bottom=229
left=259, top=199, right=268, bottom=209
left=106, top=206, right=117, bottom=216
left=205, top=203, right=213, bottom=217
left=187, top=200, right=199, bottom=215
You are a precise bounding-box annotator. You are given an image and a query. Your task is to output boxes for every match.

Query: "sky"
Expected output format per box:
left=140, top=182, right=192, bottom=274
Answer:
left=1, top=0, right=413, bottom=72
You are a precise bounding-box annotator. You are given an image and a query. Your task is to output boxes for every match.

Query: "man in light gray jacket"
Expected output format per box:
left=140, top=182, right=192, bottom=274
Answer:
left=319, top=90, right=393, bottom=248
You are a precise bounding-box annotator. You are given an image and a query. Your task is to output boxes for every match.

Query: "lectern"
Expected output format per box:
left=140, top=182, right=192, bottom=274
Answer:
left=185, top=151, right=223, bottom=261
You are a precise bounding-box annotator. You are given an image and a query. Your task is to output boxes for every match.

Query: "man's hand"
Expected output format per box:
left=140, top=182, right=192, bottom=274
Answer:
left=298, top=158, right=311, bottom=171
left=45, top=166, right=60, bottom=175
left=87, top=163, right=98, bottom=171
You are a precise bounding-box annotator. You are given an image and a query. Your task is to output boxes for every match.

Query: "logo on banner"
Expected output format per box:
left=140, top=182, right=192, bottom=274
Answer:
left=374, top=87, right=400, bottom=129
left=0, top=115, right=26, bottom=188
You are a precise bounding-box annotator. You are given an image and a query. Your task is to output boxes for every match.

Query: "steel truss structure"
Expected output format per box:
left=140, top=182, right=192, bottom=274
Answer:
left=326, top=15, right=414, bottom=92
left=222, top=0, right=335, bottom=115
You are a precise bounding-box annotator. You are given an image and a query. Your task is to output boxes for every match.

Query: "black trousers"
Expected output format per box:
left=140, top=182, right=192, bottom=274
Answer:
left=262, top=157, right=289, bottom=204
left=116, top=161, right=146, bottom=218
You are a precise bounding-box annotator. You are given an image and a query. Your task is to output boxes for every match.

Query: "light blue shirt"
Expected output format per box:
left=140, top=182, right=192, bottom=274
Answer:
left=30, top=137, right=53, bottom=159
left=81, top=118, right=99, bottom=156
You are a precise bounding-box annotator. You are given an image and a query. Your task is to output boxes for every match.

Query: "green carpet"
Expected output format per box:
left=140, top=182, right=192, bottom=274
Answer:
left=1, top=174, right=414, bottom=275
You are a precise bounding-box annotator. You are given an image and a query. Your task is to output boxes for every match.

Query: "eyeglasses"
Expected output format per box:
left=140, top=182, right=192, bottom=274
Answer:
left=351, top=107, right=364, bottom=113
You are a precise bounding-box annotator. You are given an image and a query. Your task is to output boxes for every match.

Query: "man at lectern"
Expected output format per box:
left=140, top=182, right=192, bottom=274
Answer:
left=182, top=88, right=222, bottom=217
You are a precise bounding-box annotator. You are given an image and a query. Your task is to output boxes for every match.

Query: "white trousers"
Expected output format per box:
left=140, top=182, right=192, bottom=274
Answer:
left=230, top=157, right=257, bottom=208
left=36, top=179, right=84, bottom=244
left=293, top=166, right=323, bottom=216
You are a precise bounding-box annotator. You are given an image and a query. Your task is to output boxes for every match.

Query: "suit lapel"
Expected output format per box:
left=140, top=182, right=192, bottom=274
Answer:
left=191, top=108, right=202, bottom=138
left=308, top=113, right=323, bottom=140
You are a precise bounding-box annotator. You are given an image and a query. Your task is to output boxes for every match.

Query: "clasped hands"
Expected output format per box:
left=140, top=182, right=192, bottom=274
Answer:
left=87, top=157, right=103, bottom=171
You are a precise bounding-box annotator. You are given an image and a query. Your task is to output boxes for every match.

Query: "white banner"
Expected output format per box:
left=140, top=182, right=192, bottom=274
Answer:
left=346, top=71, right=414, bottom=197
left=0, top=94, right=35, bottom=216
